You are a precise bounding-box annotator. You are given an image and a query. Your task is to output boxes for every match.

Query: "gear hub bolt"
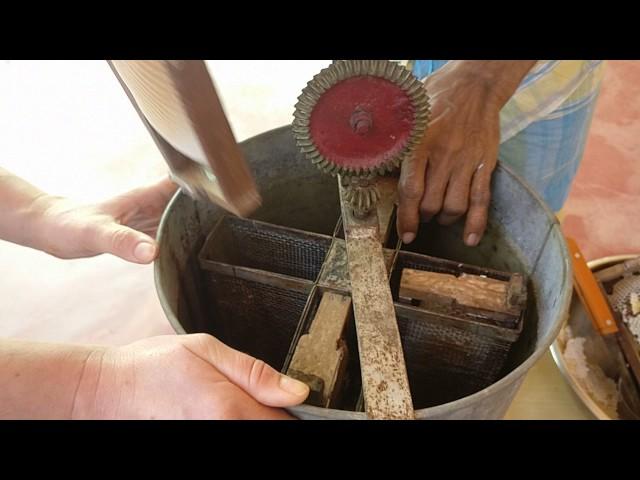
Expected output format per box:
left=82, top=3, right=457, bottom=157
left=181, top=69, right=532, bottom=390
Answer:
left=350, top=108, right=373, bottom=135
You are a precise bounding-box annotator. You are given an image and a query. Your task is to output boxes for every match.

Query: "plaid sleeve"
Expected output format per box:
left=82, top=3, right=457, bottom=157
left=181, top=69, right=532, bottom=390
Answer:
left=499, top=60, right=605, bottom=142
left=405, top=60, right=606, bottom=144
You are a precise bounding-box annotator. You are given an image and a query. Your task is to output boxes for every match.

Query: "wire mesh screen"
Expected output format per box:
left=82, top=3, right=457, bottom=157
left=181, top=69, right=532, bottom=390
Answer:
left=199, top=214, right=523, bottom=410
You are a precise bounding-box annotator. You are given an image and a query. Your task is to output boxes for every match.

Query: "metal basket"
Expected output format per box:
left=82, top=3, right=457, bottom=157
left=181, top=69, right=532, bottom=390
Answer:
left=198, top=213, right=525, bottom=410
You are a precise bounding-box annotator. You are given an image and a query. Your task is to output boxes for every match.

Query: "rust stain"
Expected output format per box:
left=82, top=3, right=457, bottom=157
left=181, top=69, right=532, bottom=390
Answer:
left=339, top=176, right=414, bottom=420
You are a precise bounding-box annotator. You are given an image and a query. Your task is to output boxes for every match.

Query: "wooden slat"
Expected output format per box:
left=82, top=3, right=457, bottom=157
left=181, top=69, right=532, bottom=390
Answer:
left=288, top=292, right=352, bottom=407
left=400, top=269, right=511, bottom=314
left=109, top=60, right=260, bottom=217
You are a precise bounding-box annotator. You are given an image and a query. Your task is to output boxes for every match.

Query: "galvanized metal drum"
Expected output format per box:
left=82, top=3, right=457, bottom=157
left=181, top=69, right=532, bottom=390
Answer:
left=154, top=125, right=572, bottom=420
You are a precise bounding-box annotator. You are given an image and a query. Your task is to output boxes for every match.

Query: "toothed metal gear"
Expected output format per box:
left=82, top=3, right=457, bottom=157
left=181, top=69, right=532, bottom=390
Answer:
left=341, top=175, right=381, bottom=218
left=292, top=60, right=430, bottom=177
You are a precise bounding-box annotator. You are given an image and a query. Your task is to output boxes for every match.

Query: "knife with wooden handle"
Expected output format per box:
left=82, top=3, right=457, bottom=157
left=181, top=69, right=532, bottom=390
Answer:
left=108, top=60, right=261, bottom=217
left=566, top=237, right=618, bottom=335
left=566, top=237, right=640, bottom=390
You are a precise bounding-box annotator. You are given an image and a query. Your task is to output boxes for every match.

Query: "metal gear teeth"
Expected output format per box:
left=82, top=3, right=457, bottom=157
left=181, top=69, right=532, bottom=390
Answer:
left=292, top=60, right=431, bottom=178
left=343, top=181, right=381, bottom=217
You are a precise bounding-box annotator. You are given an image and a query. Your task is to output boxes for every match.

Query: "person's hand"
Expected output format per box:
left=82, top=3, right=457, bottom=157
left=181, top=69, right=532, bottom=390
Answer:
left=72, top=334, right=310, bottom=420
left=34, top=176, right=178, bottom=264
left=396, top=61, right=535, bottom=247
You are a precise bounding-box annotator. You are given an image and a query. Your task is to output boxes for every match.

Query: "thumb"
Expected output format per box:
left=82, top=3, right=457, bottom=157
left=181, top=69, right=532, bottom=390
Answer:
left=190, top=334, right=309, bottom=407
left=92, top=222, right=158, bottom=264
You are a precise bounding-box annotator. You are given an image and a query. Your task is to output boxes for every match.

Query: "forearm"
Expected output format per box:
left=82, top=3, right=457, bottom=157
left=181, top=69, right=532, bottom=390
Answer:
left=443, top=60, right=537, bottom=108
left=0, top=167, right=57, bottom=251
left=0, top=338, right=105, bottom=419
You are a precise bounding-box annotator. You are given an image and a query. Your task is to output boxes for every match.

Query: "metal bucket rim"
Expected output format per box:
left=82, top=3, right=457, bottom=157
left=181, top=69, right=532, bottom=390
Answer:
left=154, top=125, right=574, bottom=418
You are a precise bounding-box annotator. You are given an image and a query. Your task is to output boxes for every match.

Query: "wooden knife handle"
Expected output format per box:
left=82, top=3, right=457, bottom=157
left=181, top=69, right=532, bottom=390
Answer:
left=566, top=236, right=618, bottom=335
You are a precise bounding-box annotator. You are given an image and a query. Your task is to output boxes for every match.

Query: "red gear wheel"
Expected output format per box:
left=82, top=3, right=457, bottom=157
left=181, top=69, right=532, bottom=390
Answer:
left=293, top=60, right=430, bottom=177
